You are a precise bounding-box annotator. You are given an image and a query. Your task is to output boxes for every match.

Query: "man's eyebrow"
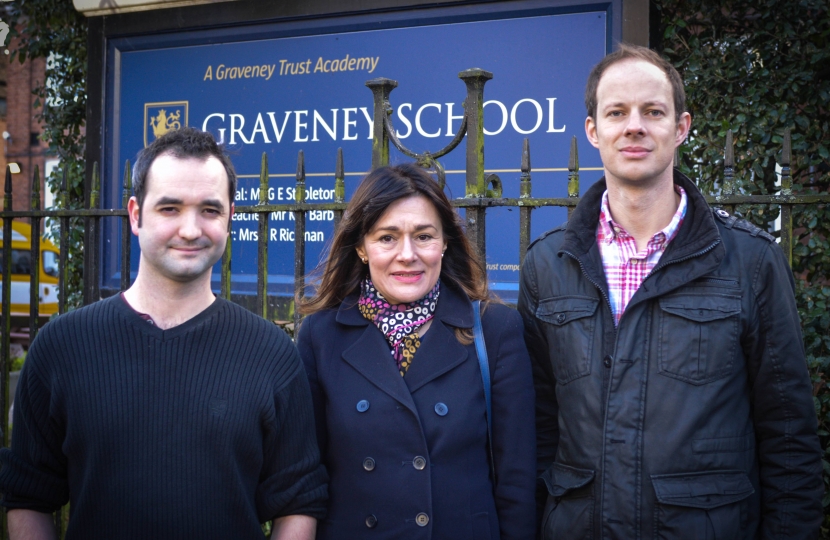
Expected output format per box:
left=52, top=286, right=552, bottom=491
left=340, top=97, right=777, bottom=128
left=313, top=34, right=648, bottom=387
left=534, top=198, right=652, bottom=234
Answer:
left=201, top=199, right=225, bottom=210
left=154, top=196, right=183, bottom=206
left=153, top=197, right=225, bottom=210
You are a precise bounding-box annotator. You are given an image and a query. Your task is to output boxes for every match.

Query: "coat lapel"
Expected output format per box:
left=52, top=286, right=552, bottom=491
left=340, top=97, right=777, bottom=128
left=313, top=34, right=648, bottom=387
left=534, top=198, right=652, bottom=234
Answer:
left=337, top=284, right=475, bottom=410
left=339, top=299, right=419, bottom=415
left=403, top=319, right=469, bottom=393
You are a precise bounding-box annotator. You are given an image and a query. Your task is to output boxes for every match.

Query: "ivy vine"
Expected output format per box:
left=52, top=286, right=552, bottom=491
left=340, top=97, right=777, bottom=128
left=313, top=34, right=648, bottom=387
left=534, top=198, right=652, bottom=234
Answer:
left=8, top=0, right=87, bottom=311
left=656, top=0, right=830, bottom=533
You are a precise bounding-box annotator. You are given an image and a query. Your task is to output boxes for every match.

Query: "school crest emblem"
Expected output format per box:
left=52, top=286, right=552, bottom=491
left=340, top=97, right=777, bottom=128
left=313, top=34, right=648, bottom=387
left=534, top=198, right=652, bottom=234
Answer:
left=144, top=101, right=189, bottom=146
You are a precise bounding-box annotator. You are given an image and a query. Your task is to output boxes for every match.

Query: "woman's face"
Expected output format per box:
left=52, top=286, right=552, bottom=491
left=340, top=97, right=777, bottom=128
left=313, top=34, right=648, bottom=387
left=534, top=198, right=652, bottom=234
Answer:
left=356, top=195, right=447, bottom=305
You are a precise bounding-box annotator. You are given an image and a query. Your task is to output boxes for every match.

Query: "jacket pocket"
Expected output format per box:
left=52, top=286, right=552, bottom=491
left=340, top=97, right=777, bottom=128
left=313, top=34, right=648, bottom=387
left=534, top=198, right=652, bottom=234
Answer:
left=657, top=294, right=741, bottom=385
left=652, top=470, right=754, bottom=540
left=540, top=463, right=595, bottom=540
left=536, top=296, right=599, bottom=384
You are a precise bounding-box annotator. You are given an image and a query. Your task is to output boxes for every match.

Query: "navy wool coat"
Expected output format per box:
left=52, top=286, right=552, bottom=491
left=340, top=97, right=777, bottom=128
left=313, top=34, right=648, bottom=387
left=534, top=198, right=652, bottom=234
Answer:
left=297, top=283, right=536, bottom=540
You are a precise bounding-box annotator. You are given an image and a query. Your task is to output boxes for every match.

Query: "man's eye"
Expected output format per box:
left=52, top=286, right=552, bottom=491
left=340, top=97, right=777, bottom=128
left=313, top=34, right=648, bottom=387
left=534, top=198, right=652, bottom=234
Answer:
left=203, top=208, right=221, bottom=215
left=159, top=207, right=177, bottom=213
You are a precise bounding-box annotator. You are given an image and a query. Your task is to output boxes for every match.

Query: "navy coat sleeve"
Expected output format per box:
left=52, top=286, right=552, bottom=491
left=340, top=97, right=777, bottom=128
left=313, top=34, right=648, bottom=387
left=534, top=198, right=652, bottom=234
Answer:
left=482, top=303, right=538, bottom=540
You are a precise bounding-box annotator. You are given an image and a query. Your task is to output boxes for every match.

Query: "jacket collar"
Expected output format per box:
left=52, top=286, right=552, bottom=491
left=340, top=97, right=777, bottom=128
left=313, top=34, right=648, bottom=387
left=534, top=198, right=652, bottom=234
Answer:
left=560, top=170, right=725, bottom=295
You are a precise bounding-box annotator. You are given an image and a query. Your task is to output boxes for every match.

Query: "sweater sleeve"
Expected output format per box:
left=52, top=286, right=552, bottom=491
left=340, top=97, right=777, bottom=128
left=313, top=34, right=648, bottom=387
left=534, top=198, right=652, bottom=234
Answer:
left=0, top=333, right=69, bottom=513
left=255, top=346, right=329, bottom=523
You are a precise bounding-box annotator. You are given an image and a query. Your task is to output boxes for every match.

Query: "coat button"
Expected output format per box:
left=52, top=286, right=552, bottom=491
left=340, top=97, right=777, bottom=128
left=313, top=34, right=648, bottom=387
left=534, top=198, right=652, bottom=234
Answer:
left=413, top=456, right=427, bottom=470
left=363, top=457, right=376, bottom=471
left=415, top=513, right=429, bottom=526
left=556, top=313, right=566, bottom=323
left=603, top=355, right=613, bottom=368
left=356, top=400, right=370, bottom=412
left=434, top=402, right=448, bottom=416
left=365, top=514, right=378, bottom=528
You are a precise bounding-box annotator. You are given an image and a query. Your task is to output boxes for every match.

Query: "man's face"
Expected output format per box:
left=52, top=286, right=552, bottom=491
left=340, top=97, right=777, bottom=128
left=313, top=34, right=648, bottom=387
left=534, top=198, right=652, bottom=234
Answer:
left=585, top=59, right=691, bottom=189
left=128, top=153, right=233, bottom=285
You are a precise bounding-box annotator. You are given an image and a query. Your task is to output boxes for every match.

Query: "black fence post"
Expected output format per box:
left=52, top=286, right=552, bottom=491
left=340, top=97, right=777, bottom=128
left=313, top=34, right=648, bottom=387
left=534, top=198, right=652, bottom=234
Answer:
left=121, top=161, right=132, bottom=291
left=519, top=138, right=532, bottom=264
left=293, top=151, right=307, bottom=332
left=83, top=163, right=100, bottom=305
left=458, top=68, right=493, bottom=259
left=779, top=129, right=793, bottom=267
left=365, top=78, right=397, bottom=170
left=568, top=136, right=580, bottom=220
left=257, top=153, right=270, bottom=319
left=29, top=166, right=41, bottom=343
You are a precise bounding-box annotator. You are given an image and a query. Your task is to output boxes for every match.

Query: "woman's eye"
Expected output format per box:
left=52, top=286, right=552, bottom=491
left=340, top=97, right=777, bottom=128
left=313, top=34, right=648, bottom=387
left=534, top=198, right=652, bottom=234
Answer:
left=417, top=234, right=433, bottom=241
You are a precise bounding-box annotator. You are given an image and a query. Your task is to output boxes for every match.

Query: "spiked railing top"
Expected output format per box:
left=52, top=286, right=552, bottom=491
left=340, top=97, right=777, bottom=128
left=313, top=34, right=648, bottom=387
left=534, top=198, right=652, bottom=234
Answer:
left=335, top=148, right=345, bottom=204
left=4, top=165, right=11, bottom=211
left=259, top=152, right=269, bottom=205
left=31, top=165, right=41, bottom=211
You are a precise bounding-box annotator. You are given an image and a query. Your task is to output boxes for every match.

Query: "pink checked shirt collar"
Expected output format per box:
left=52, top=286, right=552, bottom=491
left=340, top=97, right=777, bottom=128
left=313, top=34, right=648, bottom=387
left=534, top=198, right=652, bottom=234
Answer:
left=596, top=186, right=687, bottom=325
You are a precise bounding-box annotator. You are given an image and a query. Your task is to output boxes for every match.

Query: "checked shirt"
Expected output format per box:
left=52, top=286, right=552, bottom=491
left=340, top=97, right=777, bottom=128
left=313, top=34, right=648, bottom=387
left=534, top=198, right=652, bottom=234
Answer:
left=596, top=186, right=687, bottom=326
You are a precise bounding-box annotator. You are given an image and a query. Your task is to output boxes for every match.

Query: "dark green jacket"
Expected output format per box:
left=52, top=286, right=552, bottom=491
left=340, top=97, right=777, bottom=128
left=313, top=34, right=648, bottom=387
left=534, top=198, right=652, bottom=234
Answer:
left=519, top=171, right=822, bottom=540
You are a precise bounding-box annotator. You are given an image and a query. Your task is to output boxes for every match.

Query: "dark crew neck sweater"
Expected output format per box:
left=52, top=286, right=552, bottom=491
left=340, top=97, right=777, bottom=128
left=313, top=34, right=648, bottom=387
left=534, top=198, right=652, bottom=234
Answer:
left=0, top=295, right=327, bottom=539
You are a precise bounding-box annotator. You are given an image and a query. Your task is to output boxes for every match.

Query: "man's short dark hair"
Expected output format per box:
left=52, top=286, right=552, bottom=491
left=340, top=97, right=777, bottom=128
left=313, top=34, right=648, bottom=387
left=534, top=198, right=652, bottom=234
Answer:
left=132, top=127, right=237, bottom=222
left=585, top=43, right=686, bottom=122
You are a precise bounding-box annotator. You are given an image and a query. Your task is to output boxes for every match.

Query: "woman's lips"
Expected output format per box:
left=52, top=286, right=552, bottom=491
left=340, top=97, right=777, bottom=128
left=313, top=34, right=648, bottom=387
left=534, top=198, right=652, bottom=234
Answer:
left=391, top=271, right=424, bottom=283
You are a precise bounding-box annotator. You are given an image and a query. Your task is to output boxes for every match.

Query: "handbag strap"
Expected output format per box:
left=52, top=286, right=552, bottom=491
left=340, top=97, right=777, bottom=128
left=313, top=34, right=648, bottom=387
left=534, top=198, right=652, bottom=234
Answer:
left=472, top=300, right=496, bottom=482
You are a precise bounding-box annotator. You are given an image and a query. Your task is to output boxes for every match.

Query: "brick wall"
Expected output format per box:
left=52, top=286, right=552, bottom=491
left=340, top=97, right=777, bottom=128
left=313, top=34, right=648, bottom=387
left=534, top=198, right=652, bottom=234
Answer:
left=3, top=35, right=48, bottom=212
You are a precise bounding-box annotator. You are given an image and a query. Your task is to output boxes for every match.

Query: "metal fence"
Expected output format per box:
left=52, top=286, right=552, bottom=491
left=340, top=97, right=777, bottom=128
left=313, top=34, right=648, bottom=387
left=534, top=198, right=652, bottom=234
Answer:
left=1, top=68, right=829, bottom=536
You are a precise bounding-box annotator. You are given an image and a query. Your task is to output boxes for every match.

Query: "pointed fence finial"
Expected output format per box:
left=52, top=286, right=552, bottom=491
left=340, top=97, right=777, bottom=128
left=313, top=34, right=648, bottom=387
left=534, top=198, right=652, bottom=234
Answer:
left=295, top=150, right=306, bottom=204
left=568, top=136, right=580, bottom=198
left=520, top=138, right=531, bottom=198
left=335, top=148, right=345, bottom=204
left=723, top=130, right=734, bottom=196
left=31, top=165, right=41, bottom=211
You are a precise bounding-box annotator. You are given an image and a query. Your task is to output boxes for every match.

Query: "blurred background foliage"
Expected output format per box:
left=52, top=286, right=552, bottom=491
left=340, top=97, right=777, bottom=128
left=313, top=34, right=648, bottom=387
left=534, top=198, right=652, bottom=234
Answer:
left=655, top=0, right=830, bottom=532
left=8, top=0, right=87, bottom=311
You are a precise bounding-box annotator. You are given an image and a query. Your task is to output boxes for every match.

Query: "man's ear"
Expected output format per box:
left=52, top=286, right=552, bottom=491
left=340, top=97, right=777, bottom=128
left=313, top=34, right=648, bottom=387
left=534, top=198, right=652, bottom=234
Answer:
left=585, top=116, right=600, bottom=149
left=227, top=203, right=234, bottom=233
left=127, top=196, right=141, bottom=235
left=675, top=111, right=692, bottom=146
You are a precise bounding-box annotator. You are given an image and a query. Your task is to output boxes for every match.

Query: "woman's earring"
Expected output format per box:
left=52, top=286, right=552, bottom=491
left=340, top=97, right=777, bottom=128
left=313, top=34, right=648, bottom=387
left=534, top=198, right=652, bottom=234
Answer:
left=361, top=257, right=368, bottom=264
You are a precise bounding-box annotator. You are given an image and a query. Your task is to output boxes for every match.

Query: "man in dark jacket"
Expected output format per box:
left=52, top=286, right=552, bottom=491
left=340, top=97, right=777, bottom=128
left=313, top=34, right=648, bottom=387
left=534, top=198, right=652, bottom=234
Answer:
left=518, top=44, right=822, bottom=539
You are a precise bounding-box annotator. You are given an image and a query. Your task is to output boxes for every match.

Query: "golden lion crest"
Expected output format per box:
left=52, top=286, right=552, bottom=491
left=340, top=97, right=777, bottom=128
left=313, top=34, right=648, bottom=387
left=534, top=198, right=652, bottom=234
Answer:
left=144, top=102, right=189, bottom=147
left=150, top=109, right=182, bottom=138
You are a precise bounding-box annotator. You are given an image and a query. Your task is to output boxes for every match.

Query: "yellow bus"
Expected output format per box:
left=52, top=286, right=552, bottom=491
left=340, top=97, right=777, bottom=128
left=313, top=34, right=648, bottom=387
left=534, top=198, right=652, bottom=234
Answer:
left=0, top=221, right=60, bottom=317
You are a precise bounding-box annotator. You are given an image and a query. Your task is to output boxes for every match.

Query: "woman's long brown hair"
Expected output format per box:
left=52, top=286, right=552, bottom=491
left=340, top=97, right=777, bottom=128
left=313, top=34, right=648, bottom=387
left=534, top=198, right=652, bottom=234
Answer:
left=299, top=163, right=489, bottom=322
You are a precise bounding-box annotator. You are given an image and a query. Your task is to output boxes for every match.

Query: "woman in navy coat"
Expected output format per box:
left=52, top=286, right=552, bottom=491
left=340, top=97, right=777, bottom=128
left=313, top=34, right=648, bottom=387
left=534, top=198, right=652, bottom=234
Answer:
left=297, top=164, right=536, bottom=540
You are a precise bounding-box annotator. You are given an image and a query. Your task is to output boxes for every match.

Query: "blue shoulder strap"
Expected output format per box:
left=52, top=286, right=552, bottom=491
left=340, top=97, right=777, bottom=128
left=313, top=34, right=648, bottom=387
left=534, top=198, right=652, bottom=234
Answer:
left=472, top=300, right=496, bottom=482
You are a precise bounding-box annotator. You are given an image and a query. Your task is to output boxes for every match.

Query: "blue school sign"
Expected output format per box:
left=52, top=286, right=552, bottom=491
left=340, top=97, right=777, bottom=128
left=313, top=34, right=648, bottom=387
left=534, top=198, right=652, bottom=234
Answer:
left=103, top=7, right=609, bottom=301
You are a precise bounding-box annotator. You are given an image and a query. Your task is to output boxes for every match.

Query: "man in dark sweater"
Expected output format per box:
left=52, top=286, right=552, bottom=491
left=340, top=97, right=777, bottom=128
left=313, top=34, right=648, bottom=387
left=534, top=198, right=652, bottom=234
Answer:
left=0, top=128, right=328, bottom=539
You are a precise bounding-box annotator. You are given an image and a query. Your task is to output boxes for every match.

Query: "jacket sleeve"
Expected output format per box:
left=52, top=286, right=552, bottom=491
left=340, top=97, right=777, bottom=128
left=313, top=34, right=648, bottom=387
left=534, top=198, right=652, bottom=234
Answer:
left=0, top=334, right=69, bottom=513
left=745, top=242, right=822, bottom=539
left=517, top=250, right=560, bottom=521
left=296, top=315, right=329, bottom=462
left=485, top=305, right=537, bottom=540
